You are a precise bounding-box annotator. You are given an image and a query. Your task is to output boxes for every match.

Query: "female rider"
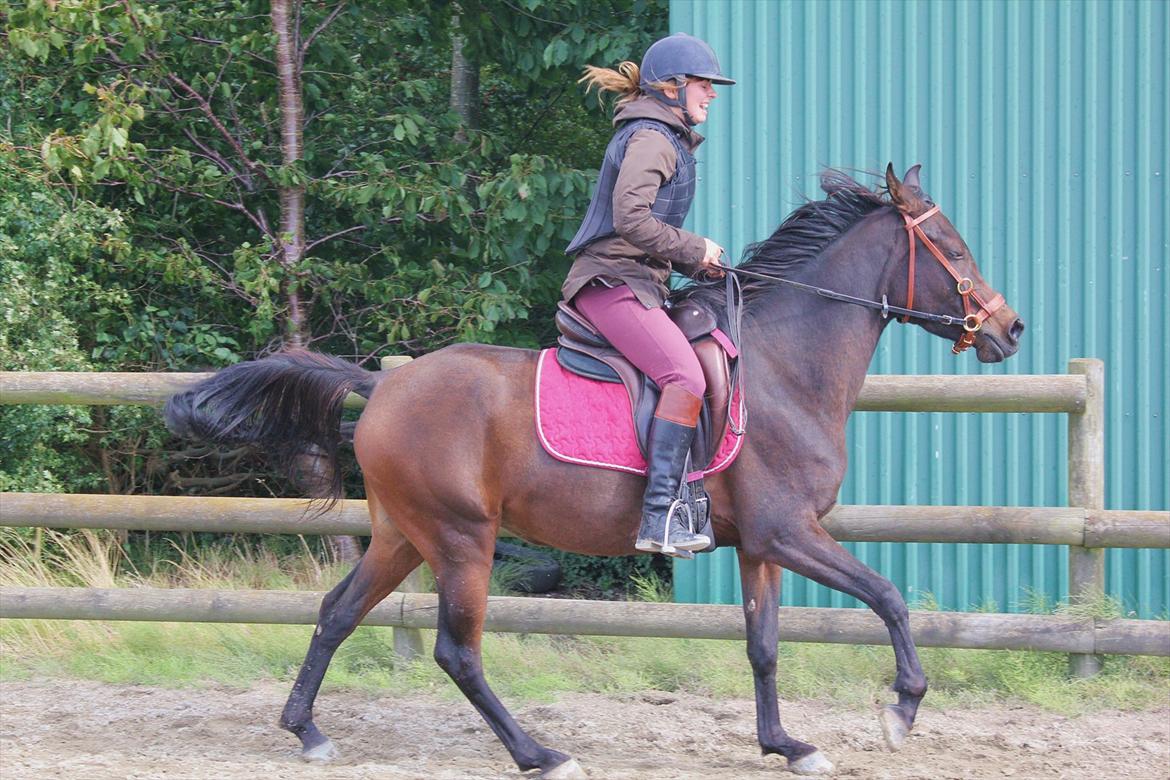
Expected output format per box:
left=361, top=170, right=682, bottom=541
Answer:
left=563, top=33, right=734, bottom=556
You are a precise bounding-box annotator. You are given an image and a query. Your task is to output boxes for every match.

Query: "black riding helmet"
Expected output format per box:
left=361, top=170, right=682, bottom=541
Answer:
left=639, top=32, right=735, bottom=125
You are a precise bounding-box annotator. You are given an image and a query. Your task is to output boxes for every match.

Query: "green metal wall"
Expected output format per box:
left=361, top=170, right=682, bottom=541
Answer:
left=670, top=0, right=1169, bottom=618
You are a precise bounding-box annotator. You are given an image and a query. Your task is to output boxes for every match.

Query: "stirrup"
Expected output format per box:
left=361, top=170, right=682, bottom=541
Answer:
left=635, top=500, right=710, bottom=558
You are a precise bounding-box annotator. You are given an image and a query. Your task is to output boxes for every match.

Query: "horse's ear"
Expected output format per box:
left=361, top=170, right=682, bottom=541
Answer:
left=902, top=164, right=922, bottom=191
left=886, top=162, right=927, bottom=214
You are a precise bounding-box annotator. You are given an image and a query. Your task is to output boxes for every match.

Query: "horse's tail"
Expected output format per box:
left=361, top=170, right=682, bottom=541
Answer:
left=163, top=349, right=381, bottom=501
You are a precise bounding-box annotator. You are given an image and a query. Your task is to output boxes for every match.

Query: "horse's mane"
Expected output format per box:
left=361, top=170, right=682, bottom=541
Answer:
left=670, top=169, right=890, bottom=311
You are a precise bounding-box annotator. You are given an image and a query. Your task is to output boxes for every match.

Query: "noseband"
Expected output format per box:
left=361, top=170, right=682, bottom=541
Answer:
left=901, top=206, right=1006, bottom=354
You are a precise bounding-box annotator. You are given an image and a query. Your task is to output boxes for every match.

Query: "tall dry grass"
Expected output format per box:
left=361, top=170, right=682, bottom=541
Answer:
left=1, top=530, right=1166, bottom=714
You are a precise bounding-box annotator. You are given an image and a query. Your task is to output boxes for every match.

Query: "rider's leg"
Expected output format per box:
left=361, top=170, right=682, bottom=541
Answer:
left=635, top=384, right=708, bottom=554
left=572, top=282, right=705, bottom=398
left=572, top=283, right=708, bottom=554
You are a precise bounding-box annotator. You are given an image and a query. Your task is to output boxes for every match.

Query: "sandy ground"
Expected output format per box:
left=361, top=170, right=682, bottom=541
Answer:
left=1, top=679, right=1167, bottom=779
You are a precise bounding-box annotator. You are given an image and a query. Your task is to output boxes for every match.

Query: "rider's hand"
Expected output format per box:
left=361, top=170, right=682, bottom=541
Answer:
left=700, top=237, right=726, bottom=278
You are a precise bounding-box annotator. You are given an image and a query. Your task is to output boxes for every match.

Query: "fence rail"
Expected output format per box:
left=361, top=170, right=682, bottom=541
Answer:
left=1, top=360, right=1168, bottom=671
left=3, top=492, right=1167, bottom=548
left=0, top=370, right=1085, bottom=412
left=3, top=586, right=1167, bottom=656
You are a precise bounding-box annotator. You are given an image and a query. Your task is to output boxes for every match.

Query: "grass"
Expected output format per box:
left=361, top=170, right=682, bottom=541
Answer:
left=1, top=530, right=1167, bottom=716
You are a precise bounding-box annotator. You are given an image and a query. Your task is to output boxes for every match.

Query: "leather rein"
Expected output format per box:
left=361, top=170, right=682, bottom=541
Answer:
left=723, top=205, right=1006, bottom=354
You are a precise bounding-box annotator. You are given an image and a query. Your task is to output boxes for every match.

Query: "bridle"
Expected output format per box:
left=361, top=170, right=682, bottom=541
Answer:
left=722, top=204, right=1005, bottom=355
left=900, top=205, right=1005, bottom=353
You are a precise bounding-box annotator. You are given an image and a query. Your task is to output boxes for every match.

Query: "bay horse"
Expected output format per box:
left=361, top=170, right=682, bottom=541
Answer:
left=164, top=165, right=1023, bottom=777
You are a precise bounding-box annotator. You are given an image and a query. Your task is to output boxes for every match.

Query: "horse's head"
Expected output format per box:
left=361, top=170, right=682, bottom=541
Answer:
left=885, top=164, right=1024, bottom=363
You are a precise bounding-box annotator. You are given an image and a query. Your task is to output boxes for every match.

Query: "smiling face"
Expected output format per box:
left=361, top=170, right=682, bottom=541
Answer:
left=662, top=78, right=717, bottom=125
left=683, top=78, right=717, bottom=124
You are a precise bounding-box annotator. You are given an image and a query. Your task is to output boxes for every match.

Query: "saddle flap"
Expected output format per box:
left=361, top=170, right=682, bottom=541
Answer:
left=554, top=302, right=608, bottom=348
left=554, top=346, right=620, bottom=383
left=667, top=302, right=718, bottom=342
left=693, top=336, right=732, bottom=465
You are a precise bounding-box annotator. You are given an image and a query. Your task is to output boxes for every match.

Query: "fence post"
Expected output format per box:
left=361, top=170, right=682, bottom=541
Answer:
left=1067, top=358, right=1105, bottom=677
left=393, top=565, right=427, bottom=660
left=379, top=356, right=427, bottom=661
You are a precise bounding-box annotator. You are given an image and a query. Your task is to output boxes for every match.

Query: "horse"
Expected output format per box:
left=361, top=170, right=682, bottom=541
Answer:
left=164, top=165, right=1024, bottom=777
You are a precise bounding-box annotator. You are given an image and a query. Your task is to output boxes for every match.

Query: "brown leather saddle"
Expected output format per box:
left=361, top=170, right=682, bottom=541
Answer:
left=553, top=300, right=738, bottom=469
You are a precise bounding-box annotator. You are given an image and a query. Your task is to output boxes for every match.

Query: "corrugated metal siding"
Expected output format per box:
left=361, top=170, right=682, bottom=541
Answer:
left=671, top=0, right=1169, bottom=618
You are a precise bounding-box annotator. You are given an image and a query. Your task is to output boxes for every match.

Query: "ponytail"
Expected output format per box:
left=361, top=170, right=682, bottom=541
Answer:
left=578, top=61, right=679, bottom=110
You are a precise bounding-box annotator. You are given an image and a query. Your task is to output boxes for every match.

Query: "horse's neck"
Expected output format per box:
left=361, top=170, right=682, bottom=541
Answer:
left=742, top=210, right=901, bottom=428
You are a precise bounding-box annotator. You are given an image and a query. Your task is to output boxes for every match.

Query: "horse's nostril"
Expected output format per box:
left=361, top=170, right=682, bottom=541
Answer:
left=1008, top=318, right=1025, bottom=344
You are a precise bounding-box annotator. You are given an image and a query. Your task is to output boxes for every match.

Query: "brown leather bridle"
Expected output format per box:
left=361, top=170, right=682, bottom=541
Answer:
left=901, top=206, right=1006, bottom=354
left=723, top=203, right=1008, bottom=355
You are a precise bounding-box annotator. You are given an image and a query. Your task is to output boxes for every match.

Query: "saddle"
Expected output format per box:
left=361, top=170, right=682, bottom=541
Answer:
left=553, top=300, right=740, bottom=469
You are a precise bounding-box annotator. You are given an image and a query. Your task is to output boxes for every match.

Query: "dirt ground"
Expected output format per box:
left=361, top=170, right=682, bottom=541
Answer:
left=1, top=679, right=1167, bottom=779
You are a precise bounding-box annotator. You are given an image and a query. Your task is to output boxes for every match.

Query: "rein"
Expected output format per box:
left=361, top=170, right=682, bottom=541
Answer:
left=723, top=205, right=1005, bottom=354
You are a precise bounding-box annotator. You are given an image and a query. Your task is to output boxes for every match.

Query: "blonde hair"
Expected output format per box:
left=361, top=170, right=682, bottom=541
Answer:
left=578, top=61, right=680, bottom=110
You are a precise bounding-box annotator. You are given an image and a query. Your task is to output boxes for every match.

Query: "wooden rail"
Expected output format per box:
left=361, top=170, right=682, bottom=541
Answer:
left=1, top=359, right=1166, bottom=674
left=2, top=492, right=1167, bottom=549
left=0, top=370, right=1086, bottom=413
left=2, top=586, right=1166, bottom=656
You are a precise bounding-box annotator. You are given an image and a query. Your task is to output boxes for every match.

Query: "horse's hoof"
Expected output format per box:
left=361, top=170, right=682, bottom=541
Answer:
left=542, top=757, right=588, bottom=779
left=301, top=738, right=339, bottom=763
left=879, top=706, right=910, bottom=751
left=788, top=751, right=834, bottom=775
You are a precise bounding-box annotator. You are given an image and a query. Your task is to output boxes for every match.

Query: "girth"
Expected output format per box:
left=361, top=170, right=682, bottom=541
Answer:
left=554, top=301, right=737, bottom=467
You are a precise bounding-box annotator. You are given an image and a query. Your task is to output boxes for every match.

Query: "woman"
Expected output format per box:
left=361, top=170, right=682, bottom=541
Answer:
left=562, top=32, right=734, bottom=556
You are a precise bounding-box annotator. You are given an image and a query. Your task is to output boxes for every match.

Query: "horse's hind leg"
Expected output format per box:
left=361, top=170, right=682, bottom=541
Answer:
left=761, top=521, right=927, bottom=751
left=279, top=507, right=422, bottom=760
left=737, top=551, right=834, bottom=775
left=427, top=532, right=584, bottom=779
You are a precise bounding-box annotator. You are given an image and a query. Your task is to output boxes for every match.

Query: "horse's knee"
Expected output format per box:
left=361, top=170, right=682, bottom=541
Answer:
left=880, top=581, right=910, bottom=619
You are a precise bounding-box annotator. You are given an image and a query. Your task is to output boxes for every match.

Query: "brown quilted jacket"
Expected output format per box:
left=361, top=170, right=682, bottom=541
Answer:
left=561, top=97, right=707, bottom=309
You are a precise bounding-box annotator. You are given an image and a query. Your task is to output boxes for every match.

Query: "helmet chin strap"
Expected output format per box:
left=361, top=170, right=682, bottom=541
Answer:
left=648, top=81, right=697, bottom=126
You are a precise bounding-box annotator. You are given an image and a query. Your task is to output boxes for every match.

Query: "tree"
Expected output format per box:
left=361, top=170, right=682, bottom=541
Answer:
left=2, top=0, right=666, bottom=495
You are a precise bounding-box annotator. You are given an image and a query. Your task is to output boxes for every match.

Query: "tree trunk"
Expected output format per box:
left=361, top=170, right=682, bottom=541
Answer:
left=450, top=10, right=479, bottom=143
left=272, top=1, right=358, bottom=561
left=270, top=0, right=308, bottom=347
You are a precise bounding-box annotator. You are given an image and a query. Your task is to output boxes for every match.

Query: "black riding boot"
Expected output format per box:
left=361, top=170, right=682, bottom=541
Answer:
left=635, top=386, right=710, bottom=556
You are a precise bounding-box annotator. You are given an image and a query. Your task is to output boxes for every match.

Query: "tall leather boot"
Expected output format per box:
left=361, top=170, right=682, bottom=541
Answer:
left=635, top=385, right=710, bottom=556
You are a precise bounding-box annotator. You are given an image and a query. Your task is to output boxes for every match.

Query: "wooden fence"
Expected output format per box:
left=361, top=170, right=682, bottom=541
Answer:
left=1, top=359, right=1168, bottom=673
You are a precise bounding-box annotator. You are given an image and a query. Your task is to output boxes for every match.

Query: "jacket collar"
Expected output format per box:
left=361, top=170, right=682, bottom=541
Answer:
left=613, top=96, right=704, bottom=152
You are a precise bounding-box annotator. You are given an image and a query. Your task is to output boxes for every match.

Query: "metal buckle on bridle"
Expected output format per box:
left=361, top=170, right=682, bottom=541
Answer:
left=962, top=313, right=982, bottom=333
left=956, top=278, right=975, bottom=295
left=881, top=294, right=890, bottom=319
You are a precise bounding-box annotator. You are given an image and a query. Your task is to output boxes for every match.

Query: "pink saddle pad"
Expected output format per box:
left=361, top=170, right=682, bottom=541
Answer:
left=534, top=348, right=745, bottom=477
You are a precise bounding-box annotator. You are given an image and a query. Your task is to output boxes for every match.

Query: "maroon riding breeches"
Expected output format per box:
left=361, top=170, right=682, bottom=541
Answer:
left=571, top=282, right=705, bottom=400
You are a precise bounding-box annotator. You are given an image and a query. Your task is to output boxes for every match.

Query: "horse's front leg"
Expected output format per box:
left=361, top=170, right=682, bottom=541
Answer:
left=756, top=519, right=928, bottom=750
left=737, top=550, right=834, bottom=775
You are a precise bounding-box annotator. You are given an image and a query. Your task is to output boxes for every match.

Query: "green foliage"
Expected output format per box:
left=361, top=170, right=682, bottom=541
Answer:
left=542, top=547, right=674, bottom=598
left=3, top=0, right=666, bottom=359
left=628, top=570, right=673, bottom=602
left=1, top=1, right=667, bottom=500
